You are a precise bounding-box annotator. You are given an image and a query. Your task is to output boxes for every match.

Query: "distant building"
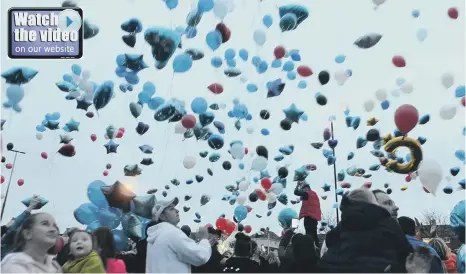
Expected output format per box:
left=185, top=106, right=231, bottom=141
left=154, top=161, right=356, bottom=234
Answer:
left=251, top=230, right=281, bottom=251
left=419, top=224, right=462, bottom=250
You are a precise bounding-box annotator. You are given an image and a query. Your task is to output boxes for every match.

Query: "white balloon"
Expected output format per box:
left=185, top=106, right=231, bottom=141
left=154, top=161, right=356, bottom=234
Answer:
left=441, top=73, right=454, bottom=89
left=363, top=99, right=375, bottom=112
left=269, top=183, right=284, bottom=195
left=253, top=30, right=266, bottom=46
left=213, top=0, right=228, bottom=19
left=439, top=104, right=457, bottom=120
left=240, top=76, right=248, bottom=83
left=251, top=156, right=267, bottom=171
left=238, top=181, right=249, bottom=191
left=237, top=194, right=247, bottom=205
left=183, top=156, right=196, bottom=169
left=416, top=28, right=428, bottom=42
left=375, top=89, right=388, bottom=101
left=68, top=90, right=81, bottom=99
left=390, top=89, right=401, bottom=98
left=418, top=159, right=443, bottom=195
left=231, top=143, right=245, bottom=159
left=400, top=82, right=414, bottom=94
left=266, top=192, right=277, bottom=203
left=81, top=69, right=91, bottom=80
left=35, top=132, right=43, bottom=140
left=175, top=122, right=186, bottom=134
left=72, top=74, right=81, bottom=84
left=334, top=70, right=348, bottom=85
left=246, top=127, right=254, bottom=134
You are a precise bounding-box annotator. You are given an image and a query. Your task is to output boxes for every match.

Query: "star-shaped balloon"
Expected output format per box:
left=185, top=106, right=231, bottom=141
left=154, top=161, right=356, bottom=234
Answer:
left=1, top=67, right=38, bottom=84
left=322, top=183, right=331, bottom=192
left=121, top=213, right=143, bottom=238
left=101, top=181, right=136, bottom=212
left=283, top=104, right=304, bottom=123
left=124, top=164, right=142, bottom=176
left=130, top=195, right=156, bottom=219
left=104, top=140, right=119, bottom=154
left=43, top=120, right=60, bottom=130
left=76, top=97, right=92, bottom=111
left=139, top=144, right=153, bottom=154
left=294, top=166, right=309, bottom=181
left=59, top=134, right=73, bottom=144
left=123, top=54, right=148, bottom=72
left=64, top=119, right=80, bottom=132
left=140, top=158, right=154, bottom=166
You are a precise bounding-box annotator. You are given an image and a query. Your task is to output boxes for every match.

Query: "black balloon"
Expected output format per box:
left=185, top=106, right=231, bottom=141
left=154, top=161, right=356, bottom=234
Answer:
left=316, top=94, right=327, bottom=106
left=222, top=161, right=232, bottom=170
left=6, top=143, right=13, bottom=151
left=280, top=119, right=292, bottom=130
left=249, top=192, right=259, bottom=202
left=207, top=168, right=213, bottom=176
left=387, top=188, right=392, bottom=195
left=136, top=122, right=150, bottom=135
left=238, top=223, right=244, bottom=231
left=366, top=129, right=380, bottom=142
left=1, top=156, right=5, bottom=163
left=195, top=175, right=204, bottom=182
left=260, top=110, right=270, bottom=120
left=256, top=146, right=268, bottom=159
left=278, top=167, right=289, bottom=178
left=122, top=34, right=136, bottom=47
left=318, top=71, right=330, bottom=85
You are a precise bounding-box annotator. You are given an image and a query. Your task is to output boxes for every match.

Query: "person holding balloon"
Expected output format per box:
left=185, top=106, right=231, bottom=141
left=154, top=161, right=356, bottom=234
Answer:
left=294, top=181, right=322, bottom=249
left=192, top=227, right=224, bottom=273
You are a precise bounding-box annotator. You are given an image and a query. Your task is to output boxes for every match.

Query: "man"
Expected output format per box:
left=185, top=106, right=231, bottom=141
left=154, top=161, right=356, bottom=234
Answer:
left=146, top=197, right=212, bottom=273
left=192, top=227, right=223, bottom=273
left=373, top=189, right=399, bottom=219
left=294, top=182, right=321, bottom=249
left=398, top=216, right=444, bottom=273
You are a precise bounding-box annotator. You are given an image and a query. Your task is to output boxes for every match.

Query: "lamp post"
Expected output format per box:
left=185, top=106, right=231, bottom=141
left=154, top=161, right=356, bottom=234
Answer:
left=1, top=149, right=26, bottom=221
left=330, top=122, right=340, bottom=223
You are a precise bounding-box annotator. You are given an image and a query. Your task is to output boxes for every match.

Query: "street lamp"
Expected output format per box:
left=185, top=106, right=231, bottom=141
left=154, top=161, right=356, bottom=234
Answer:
left=1, top=148, right=26, bottom=221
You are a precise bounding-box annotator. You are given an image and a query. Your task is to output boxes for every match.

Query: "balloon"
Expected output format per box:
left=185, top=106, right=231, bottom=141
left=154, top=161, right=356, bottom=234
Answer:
left=181, top=115, right=196, bottom=129
left=269, top=183, right=284, bottom=195
left=237, top=194, right=247, bottom=205
left=191, top=97, right=208, bottom=114
left=225, top=221, right=236, bottom=234
left=448, top=7, right=459, bottom=19
left=263, top=15, right=273, bottom=28
left=41, top=152, right=48, bottom=159
left=392, top=56, right=406, bottom=67
left=375, top=89, right=388, bottom=101
left=244, top=225, right=252, bottom=233
left=17, top=179, right=24, bottom=186
left=334, top=70, right=348, bottom=85
left=198, top=0, right=214, bottom=12
left=74, top=203, right=99, bottom=225
left=234, top=205, right=248, bottom=222
left=87, top=180, right=109, bottom=208
left=418, top=160, right=443, bottom=194
left=416, top=28, right=427, bottom=42
left=439, top=104, right=457, bottom=120
left=251, top=156, right=267, bottom=171
left=183, top=156, right=196, bottom=169
left=206, top=31, right=222, bottom=51
left=318, top=71, right=330, bottom=85
left=260, top=178, right=272, bottom=190
left=279, top=13, right=297, bottom=32
left=213, top=0, right=228, bottom=19
left=394, top=104, right=419, bottom=134
left=36, top=132, right=43, bottom=140
left=253, top=30, right=266, bottom=46
left=216, top=218, right=227, bottom=230
left=231, top=143, right=245, bottom=159
left=266, top=193, right=277, bottom=203
left=173, top=54, right=193, bottom=73
left=297, top=66, right=313, bottom=77
left=363, top=100, right=375, bottom=112
left=335, top=54, right=346, bottom=63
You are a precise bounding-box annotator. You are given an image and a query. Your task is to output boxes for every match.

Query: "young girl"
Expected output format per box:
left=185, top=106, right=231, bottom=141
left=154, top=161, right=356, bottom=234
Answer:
left=62, top=230, right=106, bottom=273
left=93, top=227, right=126, bottom=273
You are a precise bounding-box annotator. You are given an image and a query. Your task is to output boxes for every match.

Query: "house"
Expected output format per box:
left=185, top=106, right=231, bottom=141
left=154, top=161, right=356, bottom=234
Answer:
left=419, top=224, right=462, bottom=250
left=251, top=231, right=281, bottom=251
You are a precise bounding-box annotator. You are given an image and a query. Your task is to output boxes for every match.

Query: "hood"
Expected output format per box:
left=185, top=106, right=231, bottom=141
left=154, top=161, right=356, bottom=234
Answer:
left=340, top=197, right=390, bottom=230
left=147, top=222, right=176, bottom=244
left=2, top=252, right=60, bottom=272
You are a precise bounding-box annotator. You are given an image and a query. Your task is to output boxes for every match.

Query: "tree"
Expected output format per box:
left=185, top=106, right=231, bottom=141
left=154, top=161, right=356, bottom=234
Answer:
left=319, top=211, right=338, bottom=234
left=415, top=209, right=449, bottom=238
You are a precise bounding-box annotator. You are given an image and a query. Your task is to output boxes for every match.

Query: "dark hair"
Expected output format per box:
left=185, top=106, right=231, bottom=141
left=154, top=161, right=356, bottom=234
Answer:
left=13, top=213, right=54, bottom=252
left=68, top=230, right=97, bottom=259
left=234, top=233, right=253, bottom=257
left=398, top=216, right=416, bottom=236
left=207, top=227, right=222, bottom=237
left=292, top=234, right=318, bottom=263
left=93, top=227, right=116, bottom=269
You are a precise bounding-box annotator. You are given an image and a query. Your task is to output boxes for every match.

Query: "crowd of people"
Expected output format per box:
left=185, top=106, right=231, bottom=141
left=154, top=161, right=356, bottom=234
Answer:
left=0, top=186, right=464, bottom=273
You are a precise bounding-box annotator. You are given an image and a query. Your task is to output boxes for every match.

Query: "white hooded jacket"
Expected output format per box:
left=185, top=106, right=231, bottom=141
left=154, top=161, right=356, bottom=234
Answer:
left=1, top=252, right=62, bottom=273
left=146, top=222, right=212, bottom=273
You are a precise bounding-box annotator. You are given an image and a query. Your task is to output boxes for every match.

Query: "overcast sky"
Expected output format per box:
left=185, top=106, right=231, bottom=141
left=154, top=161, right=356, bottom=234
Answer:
left=1, top=0, right=465, bottom=234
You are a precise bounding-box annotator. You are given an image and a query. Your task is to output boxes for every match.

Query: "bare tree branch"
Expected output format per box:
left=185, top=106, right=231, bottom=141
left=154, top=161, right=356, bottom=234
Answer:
left=418, top=209, right=449, bottom=238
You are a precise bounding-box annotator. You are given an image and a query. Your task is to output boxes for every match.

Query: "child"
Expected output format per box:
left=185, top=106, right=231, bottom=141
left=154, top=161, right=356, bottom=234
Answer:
left=63, top=230, right=106, bottom=273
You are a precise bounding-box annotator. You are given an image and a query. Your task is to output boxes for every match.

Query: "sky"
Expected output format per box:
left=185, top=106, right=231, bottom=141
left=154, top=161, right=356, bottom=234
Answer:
left=1, top=0, right=465, bottom=235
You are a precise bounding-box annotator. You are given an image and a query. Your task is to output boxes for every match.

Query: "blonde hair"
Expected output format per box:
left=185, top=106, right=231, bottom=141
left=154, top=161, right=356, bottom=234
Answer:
left=346, top=188, right=378, bottom=205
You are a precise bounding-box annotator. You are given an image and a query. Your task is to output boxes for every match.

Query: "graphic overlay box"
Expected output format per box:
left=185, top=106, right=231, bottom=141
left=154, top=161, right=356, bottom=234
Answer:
left=8, top=7, right=83, bottom=59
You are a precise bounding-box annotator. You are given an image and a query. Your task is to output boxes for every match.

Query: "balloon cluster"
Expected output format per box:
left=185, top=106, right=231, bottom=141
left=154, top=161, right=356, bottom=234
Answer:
left=121, top=18, right=143, bottom=48
left=1, top=67, right=39, bottom=112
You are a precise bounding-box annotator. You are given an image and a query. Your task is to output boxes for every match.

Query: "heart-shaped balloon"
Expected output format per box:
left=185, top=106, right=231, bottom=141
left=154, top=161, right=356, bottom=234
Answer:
left=328, top=139, right=338, bottom=148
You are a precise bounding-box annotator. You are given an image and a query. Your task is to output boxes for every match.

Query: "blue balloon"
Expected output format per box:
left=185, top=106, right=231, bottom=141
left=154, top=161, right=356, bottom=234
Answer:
left=198, top=0, right=214, bottom=12
left=211, top=56, right=223, bottom=68
left=279, top=13, right=297, bottom=32
left=63, top=73, right=74, bottom=83
left=335, top=54, right=346, bottom=64
left=98, top=208, right=122, bottom=229
left=234, top=205, right=248, bottom=222
left=247, top=83, right=258, bottom=93
left=125, top=71, right=139, bottom=85
left=238, top=49, right=248, bottom=61
left=346, top=69, right=352, bottom=77
left=116, top=54, right=126, bottom=66
left=455, top=150, right=465, bottom=162
left=227, top=111, right=234, bottom=118
left=226, top=59, right=236, bottom=68
left=173, top=54, right=193, bottom=73
left=175, top=26, right=186, bottom=35
left=138, top=92, right=151, bottom=104
left=290, top=51, right=301, bottom=61
left=239, top=163, right=245, bottom=170
left=298, top=80, right=307, bottom=89
left=148, top=97, right=165, bottom=110
left=45, top=112, right=61, bottom=121
left=206, top=30, right=222, bottom=51
left=143, top=82, right=156, bottom=95
left=300, top=113, right=308, bottom=121
left=283, top=61, right=294, bottom=72
left=412, top=9, right=420, bottom=18
left=287, top=71, right=296, bottom=80
left=257, top=61, right=268, bottom=74
left=455, top=85, right=465, bottom=98
left=251, top=56, right=261, bottom=67
left=86, top=220, right=101, bottom=232
left=232, top=104, right=248, bottom=119
left=224, top=48, right=236, bottom=60
left=246, top=114, right=252, bottom=121
left=6, top=85, right=24, bottom=104
left=87, top=180, right=109, bottom=208
left=112, top=229, right=129, bottom=251
left=262, top=14, right=273, bottom=28
left=381, top=100, right=390, bottom=110
left=261, top=128, right=270, bottom=136
left=165, top=0, right=178, bottom=9
left=185, top=27, right=197, bottom=39
left=271, top=59, right=282, bottom=68
left=36, top=125, right=46, bottom=132
left=71, top=64, right=82, bottom=75
left=119, top=83, right=127, bottom=92
left=115, top=66, right=127, bottom=77
left=278, top=208, right=298, bottom=229
left=191, top=97, right=208, bottom=114
left=74, top=203, right=99, bottom=225
left=232, top=98, right=240, bottom=105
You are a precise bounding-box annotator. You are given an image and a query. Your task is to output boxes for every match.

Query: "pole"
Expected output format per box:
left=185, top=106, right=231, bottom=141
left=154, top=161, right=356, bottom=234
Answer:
left=266, top=227, right=270, bottom=254
left=330, top=122, right=340, bottom=223
left=1, top=149, right=26, bottom=222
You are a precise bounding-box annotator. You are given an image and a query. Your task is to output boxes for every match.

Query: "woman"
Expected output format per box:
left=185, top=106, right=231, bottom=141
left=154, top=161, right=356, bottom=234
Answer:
left=284, top=234, right=319, bottom=273
left=93, top=227, right=126, bottom=273
left=429, top=238, right=456, bottom=273
left=222, top=233, right=261, bottom=273
left=1, top=213, right=62, bottom=273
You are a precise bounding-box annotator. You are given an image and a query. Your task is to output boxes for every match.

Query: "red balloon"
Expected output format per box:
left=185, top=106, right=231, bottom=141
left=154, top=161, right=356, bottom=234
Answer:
left=225, top=221, right=236, bottom=234
left=274, top=46, right=286, bottom=59
left=461, top=96, right=465, bottom=106
left=216, top=23, right=231, bottom=43
left=245, top=205, right=252, bottom=213
left=340, top=182, right=351, bottom=188
left=103, top=170, right=109, bottom=176
left=297, top=65, right=313, bottom=77
left=448, top=7, right=459, bottom=19
left=260, top=178, right=272, bottom=190
left=244, top=148, right=248, bottom=154
left=394, top=104, right=419, bottom=134
left=405, top=176, right=411, bottom=183
left=17, top=179, right=24, bottom=186
left=5, top=163, right=13, bottom=169
left=58, top=144, right=76, bottom=157
left=216, top=218, right=227, bottom=230
left=208, top=83, right=223, bottom=94
left=244, top=225, right=252, bottom=233
left=41, top=152, right=48, bottom=159
left=86, top=112, right=94, bottom=118
left=116, top=130, right=124, bottom=139
left=1, top=175, right=5, bottom=184
left=90, top=134, right=97, bottom=142
left=392, top=56, right=406, bottom=67
left=119, top=127, right=126, bottom=132
left=362, top=182, right=372, bottom=188
left=55, top=237, right=65, bottom=254
left=181, top=115, right=196, bottom=129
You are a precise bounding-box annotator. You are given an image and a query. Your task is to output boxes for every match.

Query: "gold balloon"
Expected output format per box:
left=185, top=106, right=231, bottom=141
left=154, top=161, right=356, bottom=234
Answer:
left=384, top=136, right=423, bottom=174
